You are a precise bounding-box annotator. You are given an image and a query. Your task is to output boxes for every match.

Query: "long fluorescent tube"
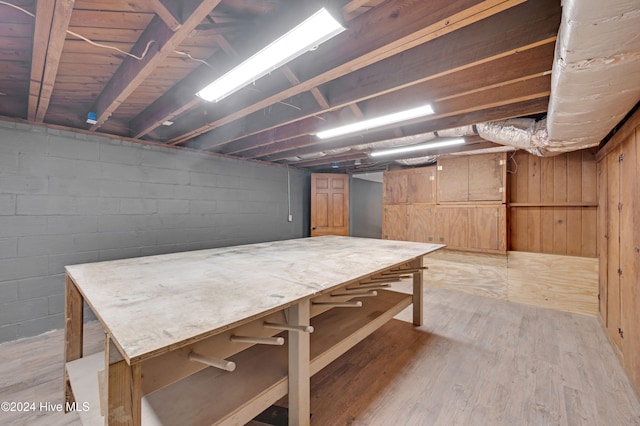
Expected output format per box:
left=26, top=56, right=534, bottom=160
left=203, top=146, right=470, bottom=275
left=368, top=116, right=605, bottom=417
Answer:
left=196, top=8, right=344, bottom=102
left=370, top=138, right=465, bottom=157
left=316, top=104, right=434, bottom=139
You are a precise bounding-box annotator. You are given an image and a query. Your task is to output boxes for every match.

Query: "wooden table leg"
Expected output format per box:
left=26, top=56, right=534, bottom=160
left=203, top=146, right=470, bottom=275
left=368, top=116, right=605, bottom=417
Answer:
left=106, top=337, right=142, bottom=426
left=64, top=275, right=84, bottom=409
left=412, top=256, right=424, bottom=326
left=288, top=299, right=310, bottom=426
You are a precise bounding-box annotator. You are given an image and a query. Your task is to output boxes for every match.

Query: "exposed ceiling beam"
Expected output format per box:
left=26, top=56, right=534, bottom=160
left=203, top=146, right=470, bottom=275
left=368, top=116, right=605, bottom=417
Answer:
left=28, top=0, right=75, bottom=122
left=161, top=0, right=525, bottom=144
left=259, top=97, right=549, bottom=162
left=189, top=0, right=559, bottom=151
left=219, top=41, right=555, bottom=157
left=87, top=0, right=222, bottom=131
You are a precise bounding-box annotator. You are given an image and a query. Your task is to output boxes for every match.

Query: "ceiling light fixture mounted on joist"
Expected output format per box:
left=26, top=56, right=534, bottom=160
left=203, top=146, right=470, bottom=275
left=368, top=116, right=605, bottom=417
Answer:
left=196, top=8, right=345, bottom=103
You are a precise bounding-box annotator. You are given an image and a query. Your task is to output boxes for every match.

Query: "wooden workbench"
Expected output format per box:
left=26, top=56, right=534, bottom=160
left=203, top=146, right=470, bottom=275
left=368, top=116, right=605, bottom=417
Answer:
left=63, top=236, right=443, bottom=425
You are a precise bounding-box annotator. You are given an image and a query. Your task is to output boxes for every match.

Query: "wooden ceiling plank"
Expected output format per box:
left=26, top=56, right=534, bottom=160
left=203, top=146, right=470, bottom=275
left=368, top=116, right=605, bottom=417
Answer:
left=68, top=10, right=154, bottom=30
left=87, top=0, right=223, bottom=131
left=72, top=0, right=154, bottom=13
left=148, top=0, right=525, bottom=144
left=0, top=22, right=33, bottom=37
left=147, top=0, right=182, bottom=31
left=190, top=0, right=559, bottom=150
left=0, top=5, right=35, bottom=24
left=258, top=97, right=549, bottom=162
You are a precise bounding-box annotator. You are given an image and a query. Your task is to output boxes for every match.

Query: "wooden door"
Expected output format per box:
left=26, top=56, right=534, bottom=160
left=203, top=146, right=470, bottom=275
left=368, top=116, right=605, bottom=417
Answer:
left=606, top=146, right=622, bottom=350
left=311, top=173, right=349, bottom=236
left=382, top=205, right=408, bottom=240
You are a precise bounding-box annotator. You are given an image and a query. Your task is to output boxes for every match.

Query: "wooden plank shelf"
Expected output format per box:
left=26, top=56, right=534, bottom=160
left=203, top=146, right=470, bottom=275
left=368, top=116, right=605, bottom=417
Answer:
left=65, top=290, right=412, bottom=425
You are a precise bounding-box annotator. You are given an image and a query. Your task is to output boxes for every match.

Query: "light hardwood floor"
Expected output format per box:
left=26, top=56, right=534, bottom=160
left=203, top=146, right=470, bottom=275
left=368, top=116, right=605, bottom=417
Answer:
left=1, top=287, right=639, bottom=425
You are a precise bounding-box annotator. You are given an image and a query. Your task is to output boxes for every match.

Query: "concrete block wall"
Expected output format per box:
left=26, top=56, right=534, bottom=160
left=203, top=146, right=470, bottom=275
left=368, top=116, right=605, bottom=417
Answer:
left=350, top=177, right=382, bottom=239
left=0, top=120, right=310, bottom=343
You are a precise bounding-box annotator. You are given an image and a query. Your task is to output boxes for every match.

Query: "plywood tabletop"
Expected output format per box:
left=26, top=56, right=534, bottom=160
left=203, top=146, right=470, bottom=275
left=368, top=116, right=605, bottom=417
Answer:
left=65, top=236, right=443, bottom=363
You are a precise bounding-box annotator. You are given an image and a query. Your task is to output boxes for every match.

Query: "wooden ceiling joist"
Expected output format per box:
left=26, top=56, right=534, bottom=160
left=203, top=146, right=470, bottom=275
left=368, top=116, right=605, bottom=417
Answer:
left=156, top=0, right=525, bottom=145
left=219, top=41, right=556, bottom=157
left=87, top=0, right=223, bottom=131
left=28, top=0, right=75, bottom=122
left=189, top=0, right=559, bottom=152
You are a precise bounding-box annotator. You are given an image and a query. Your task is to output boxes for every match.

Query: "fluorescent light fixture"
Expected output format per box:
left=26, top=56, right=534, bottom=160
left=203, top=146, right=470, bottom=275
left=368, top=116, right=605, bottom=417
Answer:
left=370, top=138, right=465, bottom=157
left=316, top=104, right=434, bottom=139
left=196, top=8, right=344, bottom=102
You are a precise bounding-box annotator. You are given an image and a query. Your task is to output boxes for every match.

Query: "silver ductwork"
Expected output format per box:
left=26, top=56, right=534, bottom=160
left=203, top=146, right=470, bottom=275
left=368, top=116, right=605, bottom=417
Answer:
left=395, top=155, right=438, bottom=166
left=546, top=0, right=640, bottom=152
left=476, top=119, right=549, bottom=156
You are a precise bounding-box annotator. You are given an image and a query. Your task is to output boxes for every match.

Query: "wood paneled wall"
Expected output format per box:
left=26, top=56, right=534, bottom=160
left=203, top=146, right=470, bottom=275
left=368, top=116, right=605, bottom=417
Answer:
left=509, top=150, right=597, bottom=257
left=596, top=107, right=640, bottom=398
left=383, top=153, right=507, bottom=253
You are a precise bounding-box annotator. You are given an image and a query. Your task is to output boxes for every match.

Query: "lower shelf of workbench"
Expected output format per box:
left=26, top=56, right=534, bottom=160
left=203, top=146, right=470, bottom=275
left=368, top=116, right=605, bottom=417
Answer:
left=65, top=289, right=413, bottom=425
